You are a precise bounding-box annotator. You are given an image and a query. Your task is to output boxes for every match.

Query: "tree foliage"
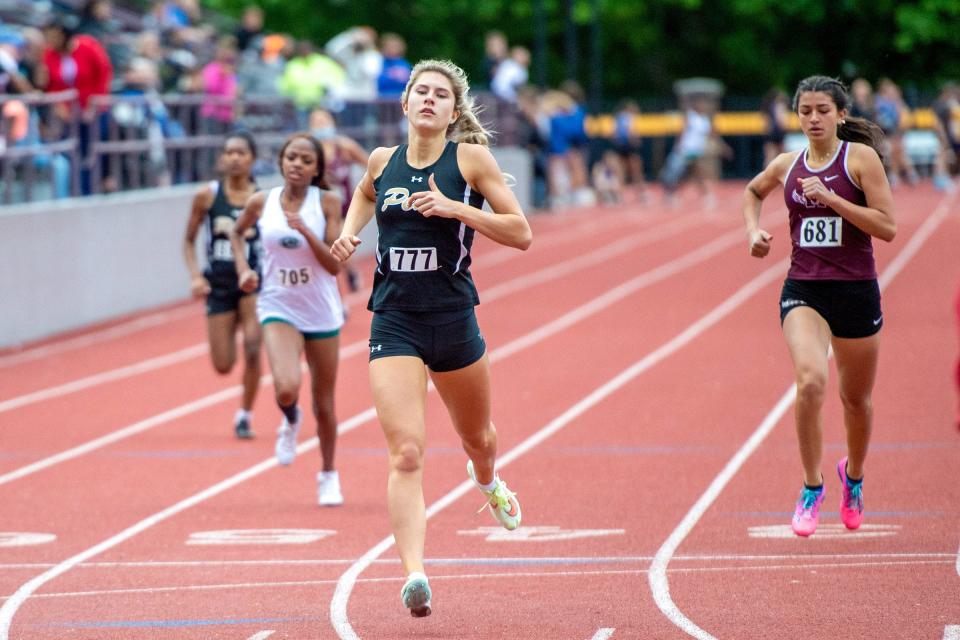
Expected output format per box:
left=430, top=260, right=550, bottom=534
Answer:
left=203, top=0, right=959, bottom=104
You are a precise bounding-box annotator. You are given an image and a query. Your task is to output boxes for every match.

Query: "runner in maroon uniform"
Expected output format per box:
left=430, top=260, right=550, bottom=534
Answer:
left=741, top=76, right=896, bottom=537
left=310, top=107, right=368, bottom=295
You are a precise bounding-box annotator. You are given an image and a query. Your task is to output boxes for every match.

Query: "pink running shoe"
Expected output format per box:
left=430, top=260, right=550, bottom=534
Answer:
left=836, top=457, right=864, bottom=530
left=791, top=486, right=825, bottom=537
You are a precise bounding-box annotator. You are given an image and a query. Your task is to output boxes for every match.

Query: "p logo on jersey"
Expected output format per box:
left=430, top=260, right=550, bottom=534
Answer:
left=381, top=187, right=415, bottom=213
left=213, top=216, right=256, bottom=238
left=280, top=236, right=301, bottom=249
left=213, top=217, right=235, bottom=234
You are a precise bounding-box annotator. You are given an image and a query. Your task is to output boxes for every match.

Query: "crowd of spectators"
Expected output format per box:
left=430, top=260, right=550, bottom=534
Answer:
left=0, top=1, right=957, bottom=206
left=846, top=76, right=959, bottom=193
left=0, top=0, right=417, bottom=199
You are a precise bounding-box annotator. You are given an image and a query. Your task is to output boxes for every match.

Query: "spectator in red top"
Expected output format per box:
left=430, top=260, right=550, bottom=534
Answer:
left=42, top=16, right=112, bottom=113
left=41, top=15, right=113, bottom=194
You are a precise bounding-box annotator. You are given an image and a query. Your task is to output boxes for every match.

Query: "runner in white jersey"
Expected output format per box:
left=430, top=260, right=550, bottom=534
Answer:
left=231, top=133, right=346, bottom=507
left=257, top=185, right=344, bottom=332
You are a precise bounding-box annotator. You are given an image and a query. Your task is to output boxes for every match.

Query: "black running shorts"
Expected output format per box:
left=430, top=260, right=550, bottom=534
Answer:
left=369, top=307, right=486, bottom=372
left=779, top=278, right=883, bottom=339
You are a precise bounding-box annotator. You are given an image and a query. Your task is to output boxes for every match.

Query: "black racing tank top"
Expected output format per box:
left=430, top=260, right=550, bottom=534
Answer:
left=204, top=180, right=260, bottom=285
left=369, top=141, right=486, bottom=312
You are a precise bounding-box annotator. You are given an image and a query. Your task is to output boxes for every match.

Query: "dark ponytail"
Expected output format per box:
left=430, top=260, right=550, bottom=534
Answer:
left=837, top=117, right=884, bottom=160
left=792, top=75, right=885, bottom=159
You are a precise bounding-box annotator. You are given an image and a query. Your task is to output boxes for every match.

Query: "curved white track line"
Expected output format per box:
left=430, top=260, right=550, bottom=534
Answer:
left=0, top=210, right=760, bottom=639
left=648, top=191, right=956, bottom=639
left=330, top=259, right=788, bottom=639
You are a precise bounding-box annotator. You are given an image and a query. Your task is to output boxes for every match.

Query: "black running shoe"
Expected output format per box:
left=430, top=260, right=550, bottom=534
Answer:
left=234, top=416, right=254, bottom=439
left=347, top=268, right=360, bottom=293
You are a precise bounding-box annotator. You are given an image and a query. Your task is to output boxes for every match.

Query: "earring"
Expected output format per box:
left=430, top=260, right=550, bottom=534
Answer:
left=840, top=119, right=846, bottom=125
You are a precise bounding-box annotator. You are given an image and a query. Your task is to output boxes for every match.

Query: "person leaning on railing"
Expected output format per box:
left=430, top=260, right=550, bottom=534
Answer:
left=41, top=14, right=113, bottom=195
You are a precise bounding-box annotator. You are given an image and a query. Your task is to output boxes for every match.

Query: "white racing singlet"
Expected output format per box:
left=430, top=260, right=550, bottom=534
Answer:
left=256, top=186, right=344, bottom=333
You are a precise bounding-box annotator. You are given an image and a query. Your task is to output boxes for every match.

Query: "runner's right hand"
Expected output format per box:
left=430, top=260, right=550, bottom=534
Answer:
left=748, top=229, right=772, bottom=258
left=238, top=269, right=259, bottom=293
left=331, top=235, right=361, bottom=262
left=190, top=276, right=211, bottom=298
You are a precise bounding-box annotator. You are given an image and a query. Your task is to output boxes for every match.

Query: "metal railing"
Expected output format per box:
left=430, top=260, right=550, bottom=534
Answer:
left=0, top=89, right=557, bottom=204
left=0, top=91, right=80, bottom=205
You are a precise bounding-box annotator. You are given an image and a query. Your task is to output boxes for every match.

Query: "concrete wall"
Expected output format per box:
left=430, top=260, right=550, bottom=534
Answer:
left=1, top=146, right=532, bottom=348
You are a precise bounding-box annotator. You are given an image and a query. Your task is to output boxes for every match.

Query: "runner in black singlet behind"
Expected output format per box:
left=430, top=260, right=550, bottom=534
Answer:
left=331, top=59, right=532, bottom=619
left=183, top=132, right=262, bottom=439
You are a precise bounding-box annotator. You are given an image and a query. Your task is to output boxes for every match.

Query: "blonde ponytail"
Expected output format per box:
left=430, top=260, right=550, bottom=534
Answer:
left=453, top=106, right=492, bottom=145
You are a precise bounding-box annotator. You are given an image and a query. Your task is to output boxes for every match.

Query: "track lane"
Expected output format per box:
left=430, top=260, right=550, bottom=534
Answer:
left=653, top=189, right=960, bottom=639
left=1, top=199, right=764, bottom=636
left=4, top=185, right=953, bottom=639
left=0, top=205, right=726, bottom=483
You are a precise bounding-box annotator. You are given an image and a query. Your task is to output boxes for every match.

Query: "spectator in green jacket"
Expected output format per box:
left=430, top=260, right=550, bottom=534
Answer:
left=278, top=40, right=345, bottom=121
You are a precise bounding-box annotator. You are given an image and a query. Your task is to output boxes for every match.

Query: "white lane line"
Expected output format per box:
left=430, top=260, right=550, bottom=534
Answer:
left=330, top=259, right=788, bottom=639
left=3, top=551, right=954, bottom=571
left=481, top=214, right=700, bottom=302
left=476, top=208, right=651, bottom=268
left=3, top=558, right=954, bottom=604
left=0, top=344, right=207, bottom=413
left=0, top=214, right=762, bottom=638
left=0, top=381, right=270, bottom=487
left=0, top=207, right=639, bottom=373
left=0, top=207, right=669, bottom=372
left=0, top=213, right=751, bottom=487
left=951, top=537, right=960, bottom=640
left=0, top=212, right=699, bottom=415
left=0, top=306, right=199, bottom=369
left=0, top=402, right=373, bottom=639
left=591, top=628, right=615, bottom=640
left=246, top=632, right=275, bottom=640
left=648, top=190, right=957, bottom=640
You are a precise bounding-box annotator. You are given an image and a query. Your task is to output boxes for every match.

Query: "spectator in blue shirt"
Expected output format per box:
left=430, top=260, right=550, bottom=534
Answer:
left=376, top=33, right=410, bottom=98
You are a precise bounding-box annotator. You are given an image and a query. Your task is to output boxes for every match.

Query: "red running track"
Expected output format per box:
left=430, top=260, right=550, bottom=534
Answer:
left=0, top=183, right=958, bottom=639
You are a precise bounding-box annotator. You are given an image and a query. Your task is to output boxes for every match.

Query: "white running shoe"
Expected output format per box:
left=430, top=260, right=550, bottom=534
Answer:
left=274, top=407, right=301, bottom=466
left=466, top=460, right=521, bottom=531
left=400, top=572, right=432, bottom=618
left=317, top=470, right=343, bottom=506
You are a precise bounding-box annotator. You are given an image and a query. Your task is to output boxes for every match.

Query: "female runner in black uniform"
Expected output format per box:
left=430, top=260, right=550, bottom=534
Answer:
left=183, top=132, right=262, bottom=439
left=331, top=59, right=532, bottom=618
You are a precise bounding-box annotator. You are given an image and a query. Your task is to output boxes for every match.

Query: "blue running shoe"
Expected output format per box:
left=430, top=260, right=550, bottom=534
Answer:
left=400, top=572, right=431, bottom=618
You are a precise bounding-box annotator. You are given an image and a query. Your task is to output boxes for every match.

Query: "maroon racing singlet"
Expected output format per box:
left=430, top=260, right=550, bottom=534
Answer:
left=326, top=142, right=353, bottom=217
left=783, top=141, right=876, bottom=280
